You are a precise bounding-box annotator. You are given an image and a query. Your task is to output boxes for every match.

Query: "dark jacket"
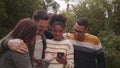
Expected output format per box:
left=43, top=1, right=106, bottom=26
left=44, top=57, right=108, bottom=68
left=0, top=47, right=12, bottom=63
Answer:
left=0, top=50, right=32, bottom=68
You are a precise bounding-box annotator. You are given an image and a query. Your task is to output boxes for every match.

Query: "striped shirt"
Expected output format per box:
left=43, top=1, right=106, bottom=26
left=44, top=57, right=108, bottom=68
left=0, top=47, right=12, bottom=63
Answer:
left=45, top=39, right=74, bottom=68
left=63, top=33, right=106, bottom=68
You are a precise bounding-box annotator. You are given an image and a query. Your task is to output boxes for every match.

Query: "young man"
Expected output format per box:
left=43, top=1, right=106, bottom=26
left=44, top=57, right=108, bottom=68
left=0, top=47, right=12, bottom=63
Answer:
left=0, top=10, right=54, bottom=68
left=63, top=17, right=106, bottom=68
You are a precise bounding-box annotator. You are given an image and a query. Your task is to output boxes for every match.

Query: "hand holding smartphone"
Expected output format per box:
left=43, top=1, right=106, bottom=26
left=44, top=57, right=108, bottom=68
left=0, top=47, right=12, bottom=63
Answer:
left=56, top=52, right=67, bottom=65
left=57, top=52, right=64, bottom=58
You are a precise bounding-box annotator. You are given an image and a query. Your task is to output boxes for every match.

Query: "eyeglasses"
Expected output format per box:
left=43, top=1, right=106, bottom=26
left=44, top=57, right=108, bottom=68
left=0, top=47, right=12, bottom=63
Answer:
left=73, top=29, right=85, bottom=34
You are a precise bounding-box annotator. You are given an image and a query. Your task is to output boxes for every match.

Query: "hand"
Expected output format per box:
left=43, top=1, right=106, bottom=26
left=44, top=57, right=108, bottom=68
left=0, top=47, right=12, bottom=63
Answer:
left=56, top=55, right=67, bottom=65
left=8, top=39, right=28, bottom=53
left=45, top=53, right=55, bottom=61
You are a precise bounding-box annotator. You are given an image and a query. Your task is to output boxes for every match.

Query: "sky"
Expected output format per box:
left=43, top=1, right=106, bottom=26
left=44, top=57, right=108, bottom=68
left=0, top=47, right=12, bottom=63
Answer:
left=54, top=0, right=67, bottom=11
left=54, top=0, right=80, bottom=11
left=48, top=0, right=80, bottom=13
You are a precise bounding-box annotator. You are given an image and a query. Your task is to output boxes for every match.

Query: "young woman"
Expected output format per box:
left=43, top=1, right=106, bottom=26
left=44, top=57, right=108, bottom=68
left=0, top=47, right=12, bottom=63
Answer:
left=45, top=14, right=74, bottom=68
left=0, top=18, right=38, bottom=68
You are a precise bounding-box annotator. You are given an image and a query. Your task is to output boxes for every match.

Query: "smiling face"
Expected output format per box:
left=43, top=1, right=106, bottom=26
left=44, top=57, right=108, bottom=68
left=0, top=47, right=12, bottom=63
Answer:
left=73, top=23, right=87, bottom=40
left=37, top=20, right=48, bottom=35
left=52, top=25, right=65, bottom=41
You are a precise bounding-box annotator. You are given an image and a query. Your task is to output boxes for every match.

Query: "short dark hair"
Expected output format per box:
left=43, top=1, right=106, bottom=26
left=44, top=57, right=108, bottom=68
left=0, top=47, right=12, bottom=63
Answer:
left=32, top=10, right=49, bottom=21
left=11, top=18, right=38, bottom=45
left=77, top=17, right=89, bottom=28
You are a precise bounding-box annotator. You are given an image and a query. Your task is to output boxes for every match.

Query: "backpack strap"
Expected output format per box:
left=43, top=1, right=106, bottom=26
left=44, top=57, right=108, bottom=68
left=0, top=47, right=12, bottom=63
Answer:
left=41, top=34, right=46, bottom=59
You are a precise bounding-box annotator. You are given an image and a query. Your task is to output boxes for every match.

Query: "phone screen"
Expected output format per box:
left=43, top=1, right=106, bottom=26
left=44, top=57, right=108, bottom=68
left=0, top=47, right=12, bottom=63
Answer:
left=57, top=52, right=64, bottom=58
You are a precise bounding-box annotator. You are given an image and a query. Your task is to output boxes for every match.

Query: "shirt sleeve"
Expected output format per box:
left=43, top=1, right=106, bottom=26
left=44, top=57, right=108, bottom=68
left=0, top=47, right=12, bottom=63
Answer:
left=95, top=42, right=106, bottom=68
left=64, top=41, right=74, bottom=68
left=41, top=59, right=50, bottom=68
left=0, top=32, right=12, bottom=53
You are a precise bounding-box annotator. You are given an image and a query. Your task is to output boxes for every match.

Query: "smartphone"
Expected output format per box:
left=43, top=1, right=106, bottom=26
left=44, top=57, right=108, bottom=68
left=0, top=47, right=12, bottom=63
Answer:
left=57, top=52, right=64, bottom=58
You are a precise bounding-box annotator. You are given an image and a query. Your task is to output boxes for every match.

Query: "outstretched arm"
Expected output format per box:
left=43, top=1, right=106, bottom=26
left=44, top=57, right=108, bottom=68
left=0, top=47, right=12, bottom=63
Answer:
left=0, top=32, right=12, bottom=52
left=0, top=31, right=28, bottom=53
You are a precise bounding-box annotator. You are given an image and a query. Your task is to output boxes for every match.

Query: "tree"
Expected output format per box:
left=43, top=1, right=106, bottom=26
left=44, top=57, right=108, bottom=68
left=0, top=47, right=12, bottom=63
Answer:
left=43, top=0, right=60, bottom=13
left=62, top=0, right=120, bottom=67
left=62, top=9, right=76, bottom=32
left=109, top=0, right=120, bottom=35
left=98, top=30, right=120, bottom=68
left=0, top=0, right=43, bottom=38
left=0, top=0, right=7, bottom=25
left=0, top=0, right=8, bottom=38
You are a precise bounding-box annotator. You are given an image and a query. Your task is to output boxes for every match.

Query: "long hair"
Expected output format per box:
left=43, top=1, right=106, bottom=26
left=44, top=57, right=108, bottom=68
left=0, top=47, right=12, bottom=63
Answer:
left=11, top=18, right=38, bottom=45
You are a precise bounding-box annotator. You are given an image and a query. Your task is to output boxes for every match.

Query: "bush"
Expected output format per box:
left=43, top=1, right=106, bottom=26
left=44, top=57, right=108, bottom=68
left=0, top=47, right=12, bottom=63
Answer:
left=98, top=30, right=120, bottom=68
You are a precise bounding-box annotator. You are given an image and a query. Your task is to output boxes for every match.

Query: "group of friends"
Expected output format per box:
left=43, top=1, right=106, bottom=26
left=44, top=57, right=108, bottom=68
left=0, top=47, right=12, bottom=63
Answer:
left=0, top=10, right=106, bottom=68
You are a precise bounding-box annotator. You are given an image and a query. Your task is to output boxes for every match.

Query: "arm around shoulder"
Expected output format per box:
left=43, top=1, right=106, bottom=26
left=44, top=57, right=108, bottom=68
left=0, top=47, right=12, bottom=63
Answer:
left=0, top=32, right=12, bottom=52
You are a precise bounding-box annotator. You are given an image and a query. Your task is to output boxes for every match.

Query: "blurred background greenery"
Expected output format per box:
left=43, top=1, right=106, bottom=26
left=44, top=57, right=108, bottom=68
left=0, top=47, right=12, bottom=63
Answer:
left=0, top=0, right=120, bottom=68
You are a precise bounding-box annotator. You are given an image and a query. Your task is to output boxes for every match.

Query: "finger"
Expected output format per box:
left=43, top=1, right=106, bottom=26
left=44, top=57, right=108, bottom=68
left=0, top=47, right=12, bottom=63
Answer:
left=20, top=44, right=29, bottom=51
left=56, top=57, right=67, bottom=64
left=14, top=43, right=29, bottom=53
left=18, top=45, right=29, bottom=53
left=19, top=41, right=29, bottom=52
left=56, top=57, right=63, bottom=62
left=16, top=49, right=27, bottom=53
left=20, top=40, right=27, bottom=46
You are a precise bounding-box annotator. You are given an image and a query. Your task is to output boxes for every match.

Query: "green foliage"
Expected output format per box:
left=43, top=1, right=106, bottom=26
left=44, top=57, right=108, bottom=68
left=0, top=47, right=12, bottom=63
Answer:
left=98, top=30, right=120, bottom=68
left=109, top=0, right=120, bottom=35
left=62, top=0, right=120, bottom=68
left=0, top=0, right=44, bottom=39
left=0, top=0, right=8, bottom=27
left=62, top=10, right=76, bottom=33
left=98, top=30, right=120, bottom=53
left=64, top=0, right=120, bottom=35
left=0, top=0, right=60, bottom=39
left=106, top=53, right=120, bottom=68
left=71, top=0, right=110, bottom=35
left=0, top=27, right=11, bottom=41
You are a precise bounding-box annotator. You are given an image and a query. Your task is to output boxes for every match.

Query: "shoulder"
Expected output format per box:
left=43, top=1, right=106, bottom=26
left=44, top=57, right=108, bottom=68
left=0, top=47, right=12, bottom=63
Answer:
left=46, top=39, right=54, bottom=43
left=63, top=33, right=73, bottom=37
left=3, top=51, right=29, bottom=59
left=85, top=33, right=100, bottom=45
left=1, top=51, right=29, bottom=60
left=86, top=33, right=100, bottom=41
left=63, top=39, right=72, bottom=44
left=63, top=40, right=73, bottom=48
left=63, top=33, right=74, bottom=40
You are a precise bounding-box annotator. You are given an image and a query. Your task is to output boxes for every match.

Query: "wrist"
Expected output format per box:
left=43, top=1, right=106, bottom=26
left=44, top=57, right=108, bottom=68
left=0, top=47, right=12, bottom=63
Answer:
left=8, top=39, right=13, bottom=47
left=3, top=38, right=12, bottom=50
left=64, top=61, right=67, bottom=65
